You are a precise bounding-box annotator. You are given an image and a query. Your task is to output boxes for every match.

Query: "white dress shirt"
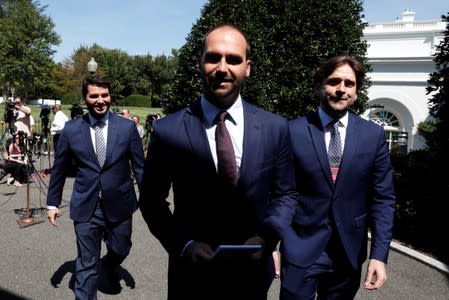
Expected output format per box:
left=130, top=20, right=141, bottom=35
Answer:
left=88, top=113, right=109, bottom=153
left=50, top=110, right=69, bottom=135
left=201, top=96, right=244, bottom=172
left=318, top=107, right=348, bottom=153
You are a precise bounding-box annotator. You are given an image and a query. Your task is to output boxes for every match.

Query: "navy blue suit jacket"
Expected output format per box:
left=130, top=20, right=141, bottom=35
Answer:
left=283, top=111, right=396, bottom=270
left=47, top=112, right=145, bottom=223
left=139, top=99, right=298, bottom=256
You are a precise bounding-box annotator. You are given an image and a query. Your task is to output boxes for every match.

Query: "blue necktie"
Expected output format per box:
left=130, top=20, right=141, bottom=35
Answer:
left=215, top=111, right=237, bottom=187
left=328, top=120, right=342, bottom=183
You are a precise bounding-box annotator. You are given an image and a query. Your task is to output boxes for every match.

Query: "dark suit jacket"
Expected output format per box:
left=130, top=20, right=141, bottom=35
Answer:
left=283, top=111, right=396, bottom=271
left=139, top=99, right=298, bottom=297
left=47, top=112, right=145, bottom=223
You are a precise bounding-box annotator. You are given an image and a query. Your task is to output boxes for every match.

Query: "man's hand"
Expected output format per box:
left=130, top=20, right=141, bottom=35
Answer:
left=244, top=235, right=265, bottom=261
left=47, top=208, right=60, bottom=227
left=184, top=241, right=214, bottom=264
left=364, top=258, right=387, bottom=290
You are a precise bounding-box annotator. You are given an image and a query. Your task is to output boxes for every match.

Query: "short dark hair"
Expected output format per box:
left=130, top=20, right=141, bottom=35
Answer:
left=82, top=75, right=111, bottom=99
left=200, top=23, right=251, bottom=59
left=313, top=56, right=365, bottom=92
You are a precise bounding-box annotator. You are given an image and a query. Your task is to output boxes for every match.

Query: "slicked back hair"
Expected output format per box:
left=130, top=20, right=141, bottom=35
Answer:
left=82, top=75, right=111, bottom=99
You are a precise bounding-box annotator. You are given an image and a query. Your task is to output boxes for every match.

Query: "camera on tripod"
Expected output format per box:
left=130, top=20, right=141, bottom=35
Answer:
left=3, top=100, right=17, bottom=125
left=69, top=104, right=84, bottom=119
left=15, top=131, right=28, bottom=151
left=39, top=105, right=51, bottom=136
left=28, top=133, right=42, bottom=155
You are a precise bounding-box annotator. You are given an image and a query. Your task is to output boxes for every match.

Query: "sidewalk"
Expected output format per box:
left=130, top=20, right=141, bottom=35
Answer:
left=1, top=161, right=449, bottom=299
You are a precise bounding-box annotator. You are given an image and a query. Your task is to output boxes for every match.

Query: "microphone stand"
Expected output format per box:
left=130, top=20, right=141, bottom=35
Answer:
left=16, top=141, right=45, bottom=228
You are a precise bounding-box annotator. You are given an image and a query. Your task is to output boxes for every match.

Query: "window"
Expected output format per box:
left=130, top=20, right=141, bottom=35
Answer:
left=368, top=108, right=407, bottom=152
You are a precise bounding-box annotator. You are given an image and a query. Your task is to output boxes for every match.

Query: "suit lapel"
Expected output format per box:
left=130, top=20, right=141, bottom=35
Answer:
left=185, top=101, right=216, bottom=172
left=81, top=114, right=98, bottom=166
left=105, top=113, right=119, bottom=167
left=336, top=113, right=358, bottom=187
left=307, top=112, right=334, bottom=188
left=239, top=101, right=261, bottom=184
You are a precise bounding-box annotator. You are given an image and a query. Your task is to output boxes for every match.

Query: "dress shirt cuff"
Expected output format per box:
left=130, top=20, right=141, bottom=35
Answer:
left=47, top=205, right=58, bottom=210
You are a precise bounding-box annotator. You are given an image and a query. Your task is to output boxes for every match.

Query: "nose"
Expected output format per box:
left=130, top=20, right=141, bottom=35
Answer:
left=216, top=57, right=227, bottom=72
left=336, top=81, right=346, bottom=93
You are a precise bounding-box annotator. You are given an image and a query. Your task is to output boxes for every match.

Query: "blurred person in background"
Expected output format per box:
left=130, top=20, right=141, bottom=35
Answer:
left=50, top=104, right=69, bottom=155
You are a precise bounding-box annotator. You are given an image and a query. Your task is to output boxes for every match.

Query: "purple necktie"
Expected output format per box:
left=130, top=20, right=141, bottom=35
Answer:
left=215, top=111, right=238, bottom=187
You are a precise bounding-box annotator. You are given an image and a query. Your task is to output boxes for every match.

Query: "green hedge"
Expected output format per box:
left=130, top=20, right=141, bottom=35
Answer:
left=391, top=149, right=448, bottom=264
left=122, top=94, right=151, bottom=107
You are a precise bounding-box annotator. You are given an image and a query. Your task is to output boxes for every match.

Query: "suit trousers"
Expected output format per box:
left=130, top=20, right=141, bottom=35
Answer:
left=281, top=234, right=361, bottom=300
left=73, top=201, right=132, bottom=300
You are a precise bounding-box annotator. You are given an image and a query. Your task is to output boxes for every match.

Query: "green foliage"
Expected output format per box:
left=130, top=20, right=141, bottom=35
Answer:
left=390, top=15, right=449, bottom=264
left=60, top=91, right=78, bottom=105
left=0, top=0, right=60, bottom=99
left=166, top=0, right=370, bottom=118
left=416, top=121, right=437, bottom=149
left=427, top=14, right=449, bottom=121
left=426, top=13, right=449, bottom=158
left=390, top=148, right=448, bottom=264
left=122, top=94, right=151, bottom=107
left=53, top=46, right=177, bottom=107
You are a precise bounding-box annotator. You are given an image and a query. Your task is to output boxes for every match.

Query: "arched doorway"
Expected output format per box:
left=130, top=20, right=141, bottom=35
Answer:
left=367, top=105, right=408, bottom=153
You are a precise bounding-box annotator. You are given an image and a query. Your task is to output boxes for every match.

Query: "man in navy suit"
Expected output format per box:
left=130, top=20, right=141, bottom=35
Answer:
left=281, top=56, right=396, bottom=299
left=47, top=75, right=144, bottom=300
left=139, top=23, right=298, bottom=300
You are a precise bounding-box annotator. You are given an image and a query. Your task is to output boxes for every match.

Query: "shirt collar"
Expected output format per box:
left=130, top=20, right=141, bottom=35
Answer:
left=201, top=96, right=243, bottom=128
left=88, top=111, right=109, bottom=127
left=318, top=107, right=348, bottom=128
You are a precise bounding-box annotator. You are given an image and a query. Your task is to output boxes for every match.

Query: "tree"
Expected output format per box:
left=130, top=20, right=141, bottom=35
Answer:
left=133, top=54, right=154, bottom=97
left=426, top=13, right=449, bottom=155
left=392, top=12, right=449, bottom=264
left=90, top=46, right=136, bottom=104
left=133, top=53, right=177, bottom=107
left=0, top=0, right=60, bottom=100
left=166, top=0, right=369, bottom=118
left=54, top=44, right=137, bottom=105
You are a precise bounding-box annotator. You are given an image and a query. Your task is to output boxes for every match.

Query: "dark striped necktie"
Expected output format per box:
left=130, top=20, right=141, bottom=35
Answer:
left=327, top=120, right=342, bottom=183
left=94, top=120, right=106, bottom=168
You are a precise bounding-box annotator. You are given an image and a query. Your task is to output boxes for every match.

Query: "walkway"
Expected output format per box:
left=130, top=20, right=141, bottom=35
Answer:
left=0, top=161, right=448, bottom=299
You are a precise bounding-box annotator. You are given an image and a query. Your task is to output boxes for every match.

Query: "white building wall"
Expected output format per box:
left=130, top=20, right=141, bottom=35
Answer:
left=362, top=9, right=445, bottom=151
